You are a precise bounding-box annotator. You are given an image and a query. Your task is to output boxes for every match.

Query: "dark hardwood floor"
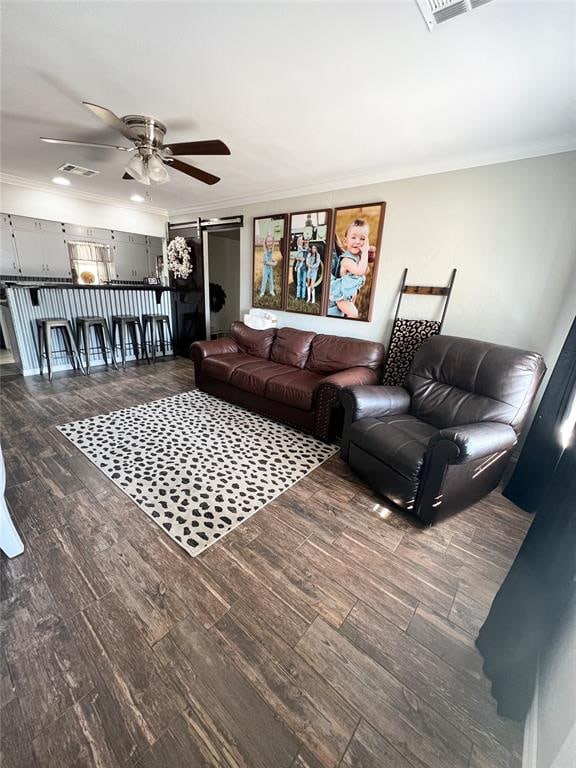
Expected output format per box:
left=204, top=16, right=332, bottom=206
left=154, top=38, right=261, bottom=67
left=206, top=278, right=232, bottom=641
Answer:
left=0, top=358, right=528, bottom=768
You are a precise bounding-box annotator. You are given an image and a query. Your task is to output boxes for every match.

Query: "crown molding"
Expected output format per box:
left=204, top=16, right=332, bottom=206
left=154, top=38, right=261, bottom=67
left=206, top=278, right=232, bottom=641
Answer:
left=167, top=141, right=576, bottom=218
left=0, top=173, right=169, bottom=217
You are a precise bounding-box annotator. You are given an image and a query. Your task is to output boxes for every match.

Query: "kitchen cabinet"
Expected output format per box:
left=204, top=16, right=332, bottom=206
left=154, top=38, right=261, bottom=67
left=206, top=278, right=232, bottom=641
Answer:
left=12, top=230, right=71, bottom=278
left=112, top=242, right=149, bottom=281
left=65, top=224, right=112, bottom=242
left=1, top=221, right=20, bottom=276
left=10, top=215, right=64, bottom=234
left=112, top=230, right=146, bottom=246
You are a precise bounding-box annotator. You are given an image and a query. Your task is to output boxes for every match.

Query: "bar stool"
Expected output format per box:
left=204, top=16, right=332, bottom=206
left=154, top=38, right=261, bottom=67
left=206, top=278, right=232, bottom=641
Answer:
left=111, top=315, right=150, bottom=369
left=35, top=318, right=86, bottom=382
left=142, top=314, right=174, bottom=363
left=75, top=316, right=118, bottom=375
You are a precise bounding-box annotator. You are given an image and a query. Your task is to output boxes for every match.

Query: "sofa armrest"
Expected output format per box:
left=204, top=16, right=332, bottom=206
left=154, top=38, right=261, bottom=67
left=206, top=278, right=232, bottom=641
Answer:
left=312, top=367, right=378, bottom=441
left=190, top=337, right=240, bottom=362
left=190, top=337, right=240, bottom=384
left=429, top=422, right=517, bottom=463
left=339, top=385, right=411, bottom=461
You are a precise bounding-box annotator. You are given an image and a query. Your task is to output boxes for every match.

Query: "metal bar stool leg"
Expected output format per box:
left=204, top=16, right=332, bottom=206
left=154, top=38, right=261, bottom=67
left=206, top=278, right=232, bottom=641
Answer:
left=37, top=322, right=44, bottom=376
left=158, top=320, right=166, bottom=356
left=137, top=319, right=151, bottom=364
left=149, top=318, right=157, bottom=363
left=60, top=326, right=77, bottom=370
left=127, top=321, right=140, bottom=362
left=165, top=318, right=174, bottom=351
left=95, top=324, right=108, bottom=366
left=102, top=322, right=119, bottom=370
left=116, top=320, right=126, bottom=369
left=44, top=325, right=53, bottom=382
left=67, top=322, right=86, bottom=375
left=78, top=322, right=92, bottom=374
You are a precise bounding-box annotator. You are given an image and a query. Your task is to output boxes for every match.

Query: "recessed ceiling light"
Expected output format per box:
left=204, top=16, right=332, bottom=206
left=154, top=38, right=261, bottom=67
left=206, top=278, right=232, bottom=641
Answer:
left=130, top=194, right=145, bottom=203
left=52, top=176, right=71, bottom=186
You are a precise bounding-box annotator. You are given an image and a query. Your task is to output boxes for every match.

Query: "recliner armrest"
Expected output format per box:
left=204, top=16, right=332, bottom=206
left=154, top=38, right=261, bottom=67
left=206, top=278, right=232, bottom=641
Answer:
left=340, top=385, right=411, bottom=421
left=429, top=422, right=517, bottom=463
left=190, top=337, right=240, bottom=362
left=339, top=385, right=411, bottom=461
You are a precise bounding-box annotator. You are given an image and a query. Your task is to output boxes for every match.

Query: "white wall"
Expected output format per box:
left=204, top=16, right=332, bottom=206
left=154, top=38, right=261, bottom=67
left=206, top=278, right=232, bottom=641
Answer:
left=171, top=152, right=576, bottom=374
left=0, top=181, right=168, bottom=236
left=523, top=597, right=576, bottom=768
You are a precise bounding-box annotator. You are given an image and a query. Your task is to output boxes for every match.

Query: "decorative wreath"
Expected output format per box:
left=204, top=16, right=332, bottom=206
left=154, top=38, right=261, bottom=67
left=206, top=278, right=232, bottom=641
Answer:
left=167, top=236, right=193, bottom=279
left=209, top=282, right=227, bottom=313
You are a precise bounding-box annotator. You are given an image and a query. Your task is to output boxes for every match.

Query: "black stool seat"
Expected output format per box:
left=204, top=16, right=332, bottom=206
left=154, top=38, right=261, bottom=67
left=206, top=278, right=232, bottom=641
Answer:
left=76, top=316, right=118, bottom=374
left=111, top=314, right=149, bottom=369
left=36, top=318, right=86, bottom=381
left=142, top=314, right=174, bottom=363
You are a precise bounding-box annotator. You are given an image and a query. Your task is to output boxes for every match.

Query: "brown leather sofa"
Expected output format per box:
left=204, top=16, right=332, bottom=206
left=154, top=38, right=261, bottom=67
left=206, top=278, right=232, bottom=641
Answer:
left=191, top=322, right=384, bottom=441
left=340, top=335, right=546, bottom=524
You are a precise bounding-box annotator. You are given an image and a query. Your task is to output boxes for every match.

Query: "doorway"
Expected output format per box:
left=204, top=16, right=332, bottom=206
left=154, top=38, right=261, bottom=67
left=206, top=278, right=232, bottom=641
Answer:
left=206, top=229, right=241, bottom=339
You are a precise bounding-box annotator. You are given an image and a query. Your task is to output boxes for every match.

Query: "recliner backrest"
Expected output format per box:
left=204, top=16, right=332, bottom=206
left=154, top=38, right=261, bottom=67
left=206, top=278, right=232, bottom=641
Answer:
left=405, top=336, right=546, bottom=432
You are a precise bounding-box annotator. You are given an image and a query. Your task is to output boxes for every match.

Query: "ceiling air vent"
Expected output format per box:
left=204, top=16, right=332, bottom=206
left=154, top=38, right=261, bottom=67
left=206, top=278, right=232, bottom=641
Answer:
left=415, top=0, right=494, bottom=30
left=57, top=163, right=100, bottom=178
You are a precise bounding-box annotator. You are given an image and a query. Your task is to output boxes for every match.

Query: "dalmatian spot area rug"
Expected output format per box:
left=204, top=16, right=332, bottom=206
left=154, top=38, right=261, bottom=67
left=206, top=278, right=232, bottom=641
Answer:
left=57, top=390, right=337, bottom=557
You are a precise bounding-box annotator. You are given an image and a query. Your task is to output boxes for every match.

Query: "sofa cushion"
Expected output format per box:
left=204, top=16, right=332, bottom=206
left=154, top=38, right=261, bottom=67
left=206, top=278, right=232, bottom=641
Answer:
left=307, top=334, right=384, bottom=374
left=349, top=414, right=437, bottom=482
left=266, top=370, right=323, bottom=411
left=270, top=327, right=316, bottom=369
left=203, top=353, right=253, bottom=384
left=229, top=360, right=295, bottom=396
left=230, top=321, right=276, bottom=359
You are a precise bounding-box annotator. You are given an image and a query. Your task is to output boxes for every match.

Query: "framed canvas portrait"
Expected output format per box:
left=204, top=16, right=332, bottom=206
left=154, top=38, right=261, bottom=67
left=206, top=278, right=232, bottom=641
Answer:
left=326, top=202, right=386, bottom=322
left=285, top=209, right=332, bottom=315
left=252, top=214, right=287, bottom=310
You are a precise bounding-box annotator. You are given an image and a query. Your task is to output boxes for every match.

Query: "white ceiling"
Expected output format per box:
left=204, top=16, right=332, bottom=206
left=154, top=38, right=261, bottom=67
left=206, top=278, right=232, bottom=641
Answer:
left=1, top=0, right=574, bottom=214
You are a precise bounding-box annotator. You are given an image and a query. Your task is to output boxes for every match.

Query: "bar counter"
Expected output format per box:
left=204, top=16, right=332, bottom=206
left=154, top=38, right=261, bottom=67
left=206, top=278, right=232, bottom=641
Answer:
left=3, top=282, right=175, bottom=375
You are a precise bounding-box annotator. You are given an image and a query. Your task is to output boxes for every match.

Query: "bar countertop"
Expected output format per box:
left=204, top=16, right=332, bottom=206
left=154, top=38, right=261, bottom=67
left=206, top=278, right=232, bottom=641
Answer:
left=3, top=281, right=172, bottom=290
left=3, top=281, right=178, bottom=307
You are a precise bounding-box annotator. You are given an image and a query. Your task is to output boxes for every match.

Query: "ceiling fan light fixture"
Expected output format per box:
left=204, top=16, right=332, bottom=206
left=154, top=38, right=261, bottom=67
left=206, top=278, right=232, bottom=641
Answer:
left=125, top=154, right=150, bottom=185
left=148, top=154, right=170, bottom=184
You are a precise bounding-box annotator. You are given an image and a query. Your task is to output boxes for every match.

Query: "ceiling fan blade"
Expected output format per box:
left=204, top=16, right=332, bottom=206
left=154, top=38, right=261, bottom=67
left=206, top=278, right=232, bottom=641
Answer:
left=122, top=172, right=134, bottom=180
left=164, top=139, right=230, bottom=156
left=165, top=158, right=220, bottom=185
left=40, top=137, right=130, bottom=151
left=82, top=102, right=138, bottom=142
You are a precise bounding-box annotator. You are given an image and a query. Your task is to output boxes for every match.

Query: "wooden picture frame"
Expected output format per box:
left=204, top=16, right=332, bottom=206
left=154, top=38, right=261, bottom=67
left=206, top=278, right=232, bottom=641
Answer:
left=325, top=202, right=386, bottom=322
left=285, top=209, right=332, bottom=315
left=252, top=214, right=288, bottom=311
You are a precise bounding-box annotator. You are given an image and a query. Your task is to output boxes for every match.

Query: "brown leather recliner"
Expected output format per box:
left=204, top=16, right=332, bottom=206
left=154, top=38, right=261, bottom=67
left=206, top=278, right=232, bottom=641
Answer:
left=340, top=335, right=546, bottom=524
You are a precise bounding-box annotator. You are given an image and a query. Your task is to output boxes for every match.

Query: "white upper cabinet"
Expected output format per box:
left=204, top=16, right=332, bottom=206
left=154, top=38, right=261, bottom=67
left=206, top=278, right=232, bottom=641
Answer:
left=112, top=242, right=149, bottom=281
left=12, top=230, right=70, bottom=278
left=1, top=213, right=161, bottom=281
left=65, top=224, right=112, bottom=241
left=10, top=215, right=64, bottom=235
left=112, top=230, right=146, bottom=246
left=1, top=219, right=20, bottom=276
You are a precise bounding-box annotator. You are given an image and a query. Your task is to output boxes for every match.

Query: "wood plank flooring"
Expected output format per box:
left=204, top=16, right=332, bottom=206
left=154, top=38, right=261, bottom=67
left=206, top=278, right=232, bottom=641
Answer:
left=0, top=358, right=529, bottom=768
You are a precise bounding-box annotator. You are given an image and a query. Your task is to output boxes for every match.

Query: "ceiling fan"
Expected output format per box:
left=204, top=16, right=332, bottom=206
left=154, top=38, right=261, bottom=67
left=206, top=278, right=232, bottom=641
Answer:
left=40, top=102, right=230, bottom=186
